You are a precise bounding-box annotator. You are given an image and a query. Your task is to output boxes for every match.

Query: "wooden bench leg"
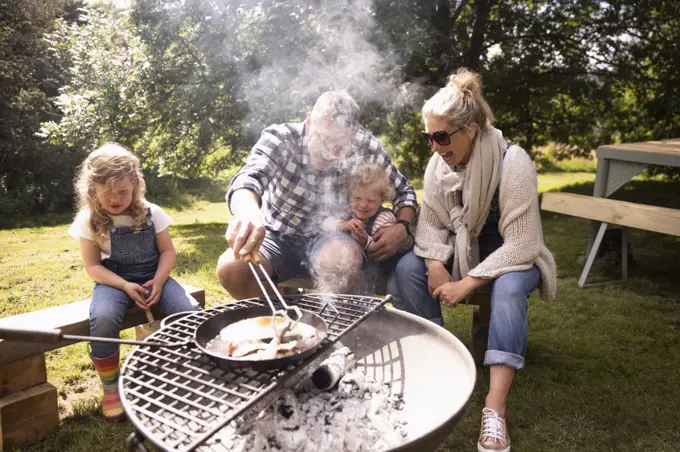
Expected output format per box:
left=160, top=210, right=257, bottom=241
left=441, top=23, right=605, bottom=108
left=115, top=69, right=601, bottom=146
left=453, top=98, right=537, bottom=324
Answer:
left=470, top=304, right=491, bottom=366
left=0, top=355, right=58, bottom=448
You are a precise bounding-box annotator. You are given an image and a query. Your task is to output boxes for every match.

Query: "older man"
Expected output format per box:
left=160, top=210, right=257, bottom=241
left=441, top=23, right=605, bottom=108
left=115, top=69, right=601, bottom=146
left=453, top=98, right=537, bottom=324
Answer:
left=216, top=91, right=418, bottom=297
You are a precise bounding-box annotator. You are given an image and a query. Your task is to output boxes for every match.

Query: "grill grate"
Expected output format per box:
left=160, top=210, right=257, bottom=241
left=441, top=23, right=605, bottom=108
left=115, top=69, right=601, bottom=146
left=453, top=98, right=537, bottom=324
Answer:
left=120, top=293, right=389, bottom=452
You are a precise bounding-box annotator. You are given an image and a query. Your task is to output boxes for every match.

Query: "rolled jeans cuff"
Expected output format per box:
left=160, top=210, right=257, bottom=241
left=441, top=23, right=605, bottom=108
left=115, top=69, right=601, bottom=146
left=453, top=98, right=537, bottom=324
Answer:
left=484, top=349, right=525, bottom=370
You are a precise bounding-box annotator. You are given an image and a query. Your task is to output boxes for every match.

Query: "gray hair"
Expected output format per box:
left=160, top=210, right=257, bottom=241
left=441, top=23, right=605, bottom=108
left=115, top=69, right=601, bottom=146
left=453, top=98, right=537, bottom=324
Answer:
left=311, top=91, right=360, bottom=129
left=422, top=68, right=494, bottom=130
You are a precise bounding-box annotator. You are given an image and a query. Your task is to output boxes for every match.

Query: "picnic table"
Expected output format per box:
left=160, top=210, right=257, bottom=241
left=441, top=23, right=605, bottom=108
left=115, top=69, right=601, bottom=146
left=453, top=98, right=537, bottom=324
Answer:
left=541, top=138, right=680, bottom=287
left=586, top=138, right=680, bottom=253
left=579, top=138, right=680, bottom=286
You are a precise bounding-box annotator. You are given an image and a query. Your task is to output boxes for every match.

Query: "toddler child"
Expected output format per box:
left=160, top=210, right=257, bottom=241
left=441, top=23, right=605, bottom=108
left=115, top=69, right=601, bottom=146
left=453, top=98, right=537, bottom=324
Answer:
left=322, top=163, right=414, bottom=255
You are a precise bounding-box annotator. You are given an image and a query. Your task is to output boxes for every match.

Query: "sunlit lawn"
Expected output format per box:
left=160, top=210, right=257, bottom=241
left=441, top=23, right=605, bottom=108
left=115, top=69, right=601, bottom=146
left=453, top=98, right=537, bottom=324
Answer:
left=1, top=171, right=679, bottom=451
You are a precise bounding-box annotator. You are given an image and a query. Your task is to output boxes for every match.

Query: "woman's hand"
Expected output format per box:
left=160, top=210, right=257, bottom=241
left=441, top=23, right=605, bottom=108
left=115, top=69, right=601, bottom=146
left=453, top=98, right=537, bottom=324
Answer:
left=433, top=276, right=488, bottom=307
left=142, top=278, right=165, bottom=307
left=432, top=281, right=470, bottom=307
left=427, top=261, right=452, bottom=296
left=123, top=281, right=149, bottom=310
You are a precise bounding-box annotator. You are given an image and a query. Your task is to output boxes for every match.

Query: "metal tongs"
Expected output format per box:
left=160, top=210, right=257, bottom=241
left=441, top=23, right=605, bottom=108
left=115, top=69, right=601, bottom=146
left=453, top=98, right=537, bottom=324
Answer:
left=243, top=254, right=302, bottom=347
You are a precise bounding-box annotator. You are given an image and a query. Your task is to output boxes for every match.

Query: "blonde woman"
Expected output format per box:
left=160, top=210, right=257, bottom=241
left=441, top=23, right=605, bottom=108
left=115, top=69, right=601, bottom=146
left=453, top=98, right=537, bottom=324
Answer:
left=68, top=143, right=199, bottom=421
left=387, top=69, right=557, bottom=452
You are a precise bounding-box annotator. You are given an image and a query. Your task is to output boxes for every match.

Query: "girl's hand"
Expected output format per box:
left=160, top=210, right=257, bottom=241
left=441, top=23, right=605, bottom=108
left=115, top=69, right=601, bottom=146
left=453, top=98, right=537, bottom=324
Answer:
left=123, top=282, right=149, bottom=310
left=142, top=279, right=164, bottom=307
left=347, top=219, right=364, bottom=235
left=351, top=227, right=369, bottom=248
left=337, top=220, right=351, bottom=232
left=427, top=261, right=453, bottom=297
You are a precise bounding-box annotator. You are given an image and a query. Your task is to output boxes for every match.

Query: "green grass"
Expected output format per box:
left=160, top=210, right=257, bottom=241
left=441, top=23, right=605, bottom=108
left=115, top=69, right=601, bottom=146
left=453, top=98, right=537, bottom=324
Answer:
left=2, top=171, right=680, bottom=451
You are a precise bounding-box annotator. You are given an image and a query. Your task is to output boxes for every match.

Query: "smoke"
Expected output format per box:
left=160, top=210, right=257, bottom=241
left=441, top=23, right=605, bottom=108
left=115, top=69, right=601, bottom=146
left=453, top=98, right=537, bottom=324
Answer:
left=238, top=0, right=420, bottom=132
left=230, top=0, right=418, bottom=296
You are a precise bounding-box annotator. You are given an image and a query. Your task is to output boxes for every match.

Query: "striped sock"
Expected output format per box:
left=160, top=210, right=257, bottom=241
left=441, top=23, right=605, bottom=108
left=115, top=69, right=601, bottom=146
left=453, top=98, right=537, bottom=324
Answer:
left=91, top=352, right=125, bottom=421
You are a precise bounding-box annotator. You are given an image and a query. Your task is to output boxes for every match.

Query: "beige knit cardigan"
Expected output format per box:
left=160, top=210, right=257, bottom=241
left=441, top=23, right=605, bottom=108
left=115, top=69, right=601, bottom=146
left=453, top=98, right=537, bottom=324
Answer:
left=414, top=146, right=557, bottom=300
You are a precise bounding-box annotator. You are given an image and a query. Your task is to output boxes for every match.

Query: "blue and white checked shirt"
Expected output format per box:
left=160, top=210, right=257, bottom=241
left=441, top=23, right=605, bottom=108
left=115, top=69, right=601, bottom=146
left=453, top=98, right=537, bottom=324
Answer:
left=227, top=122, right=418, bottom=235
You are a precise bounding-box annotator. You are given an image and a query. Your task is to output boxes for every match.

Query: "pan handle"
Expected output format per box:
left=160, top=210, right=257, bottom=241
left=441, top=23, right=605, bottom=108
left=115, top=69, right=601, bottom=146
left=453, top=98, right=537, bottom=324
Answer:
left=0, top=326, right=192, bottom=348
left=0, top=326, right=63, bottom=342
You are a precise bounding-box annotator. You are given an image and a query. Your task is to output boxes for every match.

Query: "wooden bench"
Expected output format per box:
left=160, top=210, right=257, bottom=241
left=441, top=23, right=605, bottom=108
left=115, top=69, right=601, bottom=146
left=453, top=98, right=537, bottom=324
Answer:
left=0, top=284, right=205, bottom=449
left=277, top=278, right=492, bottom=366
left=541, top=192, right=680, bottom=287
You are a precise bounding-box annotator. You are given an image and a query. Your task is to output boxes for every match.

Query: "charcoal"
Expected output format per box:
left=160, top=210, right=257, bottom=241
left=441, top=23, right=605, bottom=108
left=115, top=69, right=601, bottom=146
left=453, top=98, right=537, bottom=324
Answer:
left=218, top=368, right=409, bottom=451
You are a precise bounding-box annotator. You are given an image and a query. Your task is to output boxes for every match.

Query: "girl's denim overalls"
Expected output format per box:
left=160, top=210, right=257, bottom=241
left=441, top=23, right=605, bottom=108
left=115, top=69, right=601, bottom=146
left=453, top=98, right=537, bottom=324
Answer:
left=89, top=209, right=199, bottom=358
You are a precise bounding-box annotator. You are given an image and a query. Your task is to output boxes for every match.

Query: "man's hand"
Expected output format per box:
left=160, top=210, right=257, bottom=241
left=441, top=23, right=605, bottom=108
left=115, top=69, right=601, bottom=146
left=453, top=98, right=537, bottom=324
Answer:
left=123, top=281, right=149, bottom=311
left=426, top=261, right=452, bottom=296
left=226, top=212, right=266, bottom=258
left=366, top=223, right=409, bottom=262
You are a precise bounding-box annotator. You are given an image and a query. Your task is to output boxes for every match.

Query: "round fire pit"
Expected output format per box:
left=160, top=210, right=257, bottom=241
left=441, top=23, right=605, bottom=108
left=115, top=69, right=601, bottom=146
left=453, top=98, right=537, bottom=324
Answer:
left=120, top=294, right=476, bottom=451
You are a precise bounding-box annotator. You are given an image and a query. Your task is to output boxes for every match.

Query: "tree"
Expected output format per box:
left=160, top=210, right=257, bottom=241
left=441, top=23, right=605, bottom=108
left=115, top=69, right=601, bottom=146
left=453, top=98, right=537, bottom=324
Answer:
left=0, top=0, right=79, bottom=219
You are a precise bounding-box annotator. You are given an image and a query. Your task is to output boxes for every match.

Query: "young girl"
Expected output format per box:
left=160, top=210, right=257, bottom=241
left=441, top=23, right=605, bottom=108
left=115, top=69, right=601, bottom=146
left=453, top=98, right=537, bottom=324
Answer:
left=322, top=163, right=414, bottom=256
left=68, top=143, right=199, bottom=421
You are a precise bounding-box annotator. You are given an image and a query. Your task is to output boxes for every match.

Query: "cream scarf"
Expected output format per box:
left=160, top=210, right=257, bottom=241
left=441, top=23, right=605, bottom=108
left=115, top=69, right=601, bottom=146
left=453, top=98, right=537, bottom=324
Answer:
left=423, top=125, right=506, bottom=280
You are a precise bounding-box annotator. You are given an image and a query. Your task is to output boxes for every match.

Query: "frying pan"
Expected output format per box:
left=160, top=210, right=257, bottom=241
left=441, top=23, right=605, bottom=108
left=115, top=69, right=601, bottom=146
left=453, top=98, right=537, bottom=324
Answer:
left=194, top=306, right=329, bottom=371
left=0, top=305, right=331, bottom=371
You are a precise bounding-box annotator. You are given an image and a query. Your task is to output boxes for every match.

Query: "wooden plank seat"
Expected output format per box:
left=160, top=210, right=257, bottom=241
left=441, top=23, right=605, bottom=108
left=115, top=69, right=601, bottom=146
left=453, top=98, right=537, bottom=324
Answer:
left=541, top=192, right=680, bottom=287
left=0, top=284, right=205, bottom=449
left=277, top=278, right=492, bottom=366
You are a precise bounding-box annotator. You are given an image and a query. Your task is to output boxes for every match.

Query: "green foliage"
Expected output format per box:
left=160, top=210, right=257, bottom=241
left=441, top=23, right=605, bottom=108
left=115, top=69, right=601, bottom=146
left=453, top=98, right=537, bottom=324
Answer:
left=4, top=0, right=680, bottom=216
left=373, top=0, right=680, bottom=171
left=39, top=7, right=152, bottom=152
left=0, top=0, right=82, bottom=218
left=378, top=109, right=431, bottom=180
left=40, top=5, right=248, bottom=180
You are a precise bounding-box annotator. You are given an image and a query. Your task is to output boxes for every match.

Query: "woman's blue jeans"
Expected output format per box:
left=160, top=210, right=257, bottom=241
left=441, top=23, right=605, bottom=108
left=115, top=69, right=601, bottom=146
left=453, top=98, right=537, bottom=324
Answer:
left=387, top=251, right=539, bottom=370
left=89, top=277, right=200, bottom=358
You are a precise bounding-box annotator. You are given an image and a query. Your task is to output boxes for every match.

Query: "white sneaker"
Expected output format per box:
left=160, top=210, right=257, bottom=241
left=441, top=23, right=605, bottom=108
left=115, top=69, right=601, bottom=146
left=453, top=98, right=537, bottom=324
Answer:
left=477, top=407, right=510, bottom=452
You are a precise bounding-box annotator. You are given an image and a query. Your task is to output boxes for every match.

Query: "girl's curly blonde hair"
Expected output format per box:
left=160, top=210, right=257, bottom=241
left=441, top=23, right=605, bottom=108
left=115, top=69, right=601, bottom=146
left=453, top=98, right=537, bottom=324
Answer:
left=74, top=142, right=147, bottom=243
left=349, top=163, right=395, bottom=203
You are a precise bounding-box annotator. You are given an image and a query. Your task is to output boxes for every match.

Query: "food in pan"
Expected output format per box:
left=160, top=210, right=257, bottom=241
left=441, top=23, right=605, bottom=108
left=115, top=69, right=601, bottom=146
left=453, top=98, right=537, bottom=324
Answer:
left=205, top=315, right=322, bottom=360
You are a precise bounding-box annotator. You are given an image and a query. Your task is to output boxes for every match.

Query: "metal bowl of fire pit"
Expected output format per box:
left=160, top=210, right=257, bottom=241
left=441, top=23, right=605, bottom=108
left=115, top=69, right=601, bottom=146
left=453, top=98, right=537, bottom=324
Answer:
left=341, top=306, right=477, bottom=451
left=119, top=294, right=476, bottom=452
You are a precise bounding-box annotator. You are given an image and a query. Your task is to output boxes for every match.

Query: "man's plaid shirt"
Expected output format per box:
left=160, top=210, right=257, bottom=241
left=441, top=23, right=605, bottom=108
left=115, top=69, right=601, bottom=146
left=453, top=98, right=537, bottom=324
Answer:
left=227, top=122, right=419, bottom=235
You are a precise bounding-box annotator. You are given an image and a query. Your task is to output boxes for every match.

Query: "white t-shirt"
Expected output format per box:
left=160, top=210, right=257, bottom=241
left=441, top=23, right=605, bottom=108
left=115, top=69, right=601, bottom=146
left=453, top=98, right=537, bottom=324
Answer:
left=68, top=201, right=173, bottom=260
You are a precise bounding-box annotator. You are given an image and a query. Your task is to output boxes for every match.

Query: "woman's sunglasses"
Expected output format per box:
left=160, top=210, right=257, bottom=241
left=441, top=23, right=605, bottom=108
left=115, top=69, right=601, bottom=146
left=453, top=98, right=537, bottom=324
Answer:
left=421, top=126, right=464, bottom=147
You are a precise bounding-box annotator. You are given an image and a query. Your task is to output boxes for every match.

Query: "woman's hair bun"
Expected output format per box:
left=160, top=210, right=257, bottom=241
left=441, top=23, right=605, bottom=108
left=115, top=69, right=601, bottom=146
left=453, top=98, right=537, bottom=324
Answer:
left=447, top=67, right=482, bottom=96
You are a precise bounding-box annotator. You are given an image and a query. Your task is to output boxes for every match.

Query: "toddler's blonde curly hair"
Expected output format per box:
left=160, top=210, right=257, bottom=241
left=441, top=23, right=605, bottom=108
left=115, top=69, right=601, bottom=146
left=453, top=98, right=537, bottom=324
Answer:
left=74, top=143, right=147, bottom=243
left=349, top=163, right=395, bottom=203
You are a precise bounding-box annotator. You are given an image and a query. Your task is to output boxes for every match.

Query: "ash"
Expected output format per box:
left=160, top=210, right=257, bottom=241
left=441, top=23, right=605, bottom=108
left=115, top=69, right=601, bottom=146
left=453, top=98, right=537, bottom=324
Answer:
left=218, top=369, right=408, bottom=451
